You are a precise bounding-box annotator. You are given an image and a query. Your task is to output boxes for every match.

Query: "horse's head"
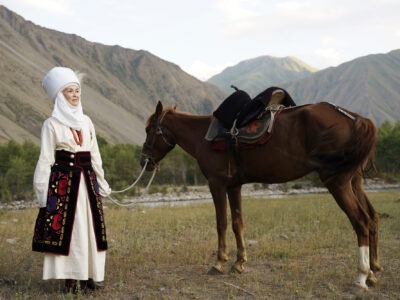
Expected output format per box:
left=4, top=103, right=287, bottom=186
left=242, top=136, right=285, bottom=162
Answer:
left=140, top=101, right=176, bottom=171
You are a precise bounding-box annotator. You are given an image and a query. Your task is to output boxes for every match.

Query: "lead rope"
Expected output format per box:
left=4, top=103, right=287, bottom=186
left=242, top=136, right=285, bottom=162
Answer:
left=106, top=159, right=157, bottom=207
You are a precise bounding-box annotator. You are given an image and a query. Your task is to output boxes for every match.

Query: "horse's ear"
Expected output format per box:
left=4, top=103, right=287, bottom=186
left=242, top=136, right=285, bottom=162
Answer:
left=172, top=105, right=177, bottom=111
left=155, top=101, right=163, bottom=117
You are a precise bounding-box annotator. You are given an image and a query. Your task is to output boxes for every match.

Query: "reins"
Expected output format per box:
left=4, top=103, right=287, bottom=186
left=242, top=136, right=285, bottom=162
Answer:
left=107, top=108, right=175, bottom=207
left=106, top=158, right=157, bottom=207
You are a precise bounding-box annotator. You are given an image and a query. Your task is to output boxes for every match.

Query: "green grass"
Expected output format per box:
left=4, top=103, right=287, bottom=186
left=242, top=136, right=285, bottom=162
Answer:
left=0, top=191, right=399, bottom=299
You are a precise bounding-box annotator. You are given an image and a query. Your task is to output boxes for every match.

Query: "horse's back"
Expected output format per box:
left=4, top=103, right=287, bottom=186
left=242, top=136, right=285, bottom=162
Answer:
left=252, top=102, right=376, bottom=181
left=279, top=102, right=376, bottom=181
left=278, top=102, right=369, bottom=137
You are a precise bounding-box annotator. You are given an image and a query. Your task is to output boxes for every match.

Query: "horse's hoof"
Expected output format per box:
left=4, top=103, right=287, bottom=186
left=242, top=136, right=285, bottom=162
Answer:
left=207, top=266, right=224, bottom=275
left=366, top=272, right=378, bottom=287
left=230, top=265, right=244, bottom=274
left=353, top=280, right=369, bottom=291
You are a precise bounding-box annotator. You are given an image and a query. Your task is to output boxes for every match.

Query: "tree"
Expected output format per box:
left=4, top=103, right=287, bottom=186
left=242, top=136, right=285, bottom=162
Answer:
left=0, top=140, right=39, bottom=201
left=376, top=121, right=400, bottom=176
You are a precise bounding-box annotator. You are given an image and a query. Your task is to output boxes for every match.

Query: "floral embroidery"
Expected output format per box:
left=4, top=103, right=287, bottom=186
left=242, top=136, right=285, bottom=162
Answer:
left=33, top=155, right=108, bottom=255
left=88, top=170, right=107, bottom=243
left=32, top=169, right=74, bottom=253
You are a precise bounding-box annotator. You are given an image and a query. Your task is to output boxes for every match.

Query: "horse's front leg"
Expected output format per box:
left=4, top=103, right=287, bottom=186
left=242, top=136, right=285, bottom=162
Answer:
left=227, top=185, right=247, bottom=274
left=208, top=182, right=229, bottom=274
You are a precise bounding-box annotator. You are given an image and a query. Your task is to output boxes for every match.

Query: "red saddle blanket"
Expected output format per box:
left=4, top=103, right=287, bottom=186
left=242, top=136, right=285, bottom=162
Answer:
left=211, top=105, right=284, bottom=151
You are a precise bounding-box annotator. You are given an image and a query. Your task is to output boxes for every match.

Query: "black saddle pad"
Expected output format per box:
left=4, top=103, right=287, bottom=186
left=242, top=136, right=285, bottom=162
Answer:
left=213, top=89, right=251, bottom=128
left=205, top=105, right=285, bottom=150
left=213, top=86, right=295, bottom=130
left=236, top=87, right=296, bottom=127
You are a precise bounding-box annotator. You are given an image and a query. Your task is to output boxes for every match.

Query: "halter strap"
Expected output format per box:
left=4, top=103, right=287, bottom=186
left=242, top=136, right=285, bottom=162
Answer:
left=159, top=109, right=170, bottom=124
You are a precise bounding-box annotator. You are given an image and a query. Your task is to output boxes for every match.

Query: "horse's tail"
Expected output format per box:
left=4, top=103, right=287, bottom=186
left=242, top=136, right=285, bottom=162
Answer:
left=348, top=117, right=377, bottom=176
left=311, top=115, right=377, bottom=183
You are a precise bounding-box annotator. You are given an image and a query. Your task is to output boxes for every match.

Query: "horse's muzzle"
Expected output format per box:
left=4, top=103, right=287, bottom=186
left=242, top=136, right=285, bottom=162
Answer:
left=140, top=155, right=156, bottom=171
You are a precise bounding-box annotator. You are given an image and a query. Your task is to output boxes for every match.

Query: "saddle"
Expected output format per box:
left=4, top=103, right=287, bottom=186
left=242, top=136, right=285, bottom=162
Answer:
left=205, top=86, right=295, bottom=147
left=205, top=86, right=295, bottom=179
left=205, top=104, right=284, bottom=149
left=212, top=86, right=295, bottom=129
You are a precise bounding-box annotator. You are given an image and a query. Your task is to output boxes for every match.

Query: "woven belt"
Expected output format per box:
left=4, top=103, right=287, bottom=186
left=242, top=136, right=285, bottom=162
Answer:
left=55, top=150, right=91, bottom=168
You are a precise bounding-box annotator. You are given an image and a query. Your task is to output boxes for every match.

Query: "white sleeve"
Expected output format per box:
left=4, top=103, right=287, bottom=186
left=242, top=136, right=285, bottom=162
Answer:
left=33, top=120, right=56, bottom=207
left=88, top=118, right=111, bottom=197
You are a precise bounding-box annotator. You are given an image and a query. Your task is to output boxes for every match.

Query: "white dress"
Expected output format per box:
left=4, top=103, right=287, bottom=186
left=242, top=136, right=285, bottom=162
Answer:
left=33, top=116, right=111, bottom=281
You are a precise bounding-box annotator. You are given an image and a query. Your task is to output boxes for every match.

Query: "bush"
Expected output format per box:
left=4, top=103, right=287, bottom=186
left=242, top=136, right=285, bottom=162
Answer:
left=1, top=119, right=400, bottom=203
left=0, top=141, right=39, bottom=201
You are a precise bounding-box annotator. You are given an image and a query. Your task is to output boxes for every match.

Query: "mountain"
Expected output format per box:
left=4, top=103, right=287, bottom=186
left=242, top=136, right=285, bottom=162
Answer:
left=282, top=50, right=400, bottom=125
left=207, top=56, right=317, bottom=96
left=208, top=50, right=400, bottom=126
left=1, top=5, right=399, bottom=147
left=0, top=5, right=225, bottom=145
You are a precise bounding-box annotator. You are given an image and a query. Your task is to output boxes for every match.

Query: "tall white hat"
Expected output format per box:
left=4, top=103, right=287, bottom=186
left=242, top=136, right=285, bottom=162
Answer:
left=42, top=67, right=80, bottom=101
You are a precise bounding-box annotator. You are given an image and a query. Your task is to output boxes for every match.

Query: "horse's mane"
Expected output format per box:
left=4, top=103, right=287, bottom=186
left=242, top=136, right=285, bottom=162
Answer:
left=146, top=106, right=211, bottom=126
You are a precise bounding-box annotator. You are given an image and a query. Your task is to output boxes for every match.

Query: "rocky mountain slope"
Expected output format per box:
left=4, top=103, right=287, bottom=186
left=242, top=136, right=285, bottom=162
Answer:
left=208, top=55, right=316, bottom=96
left=282, top=50, right=400, bottom=125
left=208, top=50, right=400, bottom=126
left=0, top=5, right=225, bottom=145
left=1, top=4, right=399, bottom=147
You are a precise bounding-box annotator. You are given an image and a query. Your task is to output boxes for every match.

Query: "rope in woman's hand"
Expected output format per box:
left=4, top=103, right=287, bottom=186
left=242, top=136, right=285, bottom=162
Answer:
left=111, top=159, right=150, bottom=194
left=106, top=159, right=157, bottom=207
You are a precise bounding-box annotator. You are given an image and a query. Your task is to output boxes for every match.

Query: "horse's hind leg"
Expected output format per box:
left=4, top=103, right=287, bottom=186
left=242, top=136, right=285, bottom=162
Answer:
left=326, top=179, right=373, bottom=290
left=351, top=174, right=382, bottom=285
left=227, top=185, right=247, bottom=273
left=208, top=182, right=229, bottom=274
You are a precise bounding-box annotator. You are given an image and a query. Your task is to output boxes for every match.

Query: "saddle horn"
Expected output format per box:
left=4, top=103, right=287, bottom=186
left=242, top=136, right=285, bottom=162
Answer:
left=230, top=85, right=239, bottom=91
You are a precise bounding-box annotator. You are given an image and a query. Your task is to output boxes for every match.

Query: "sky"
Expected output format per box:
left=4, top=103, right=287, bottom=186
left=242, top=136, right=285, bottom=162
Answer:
left=1, top=0, right=400, bottom=80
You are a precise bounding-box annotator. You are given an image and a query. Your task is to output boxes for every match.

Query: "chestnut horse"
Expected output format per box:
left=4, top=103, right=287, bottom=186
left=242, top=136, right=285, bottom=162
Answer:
left=140, top=101, right=381, bottom=290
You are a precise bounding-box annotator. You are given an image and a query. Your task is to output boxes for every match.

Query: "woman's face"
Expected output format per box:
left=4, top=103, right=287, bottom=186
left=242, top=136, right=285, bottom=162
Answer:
left=62, top=84, right=81, bottom=107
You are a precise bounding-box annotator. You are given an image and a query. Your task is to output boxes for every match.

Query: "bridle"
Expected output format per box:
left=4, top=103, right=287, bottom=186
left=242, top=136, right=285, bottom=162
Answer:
left=110, top=110, right=175, bottom=202
left=141, top=110, right=176, bottom=167
left=108, top=108, right=175, bottom=204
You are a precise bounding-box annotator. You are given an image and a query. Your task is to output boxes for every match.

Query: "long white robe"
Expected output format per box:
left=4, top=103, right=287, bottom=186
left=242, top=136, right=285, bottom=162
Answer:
left=33, top=116, right=111, bottom=281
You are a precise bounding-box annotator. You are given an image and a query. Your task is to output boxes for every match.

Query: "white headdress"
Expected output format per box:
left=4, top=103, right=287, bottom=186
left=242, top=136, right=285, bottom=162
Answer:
left=42, top=67, right=84, bottom=130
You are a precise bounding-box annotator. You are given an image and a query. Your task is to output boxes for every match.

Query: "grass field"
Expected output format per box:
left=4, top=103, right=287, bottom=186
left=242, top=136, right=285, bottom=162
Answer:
left=0, top=190, right=399, bottom=299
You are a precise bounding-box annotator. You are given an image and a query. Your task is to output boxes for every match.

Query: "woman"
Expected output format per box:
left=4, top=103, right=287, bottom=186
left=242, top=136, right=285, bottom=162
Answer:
left=32, top=66, right=111, bottom=293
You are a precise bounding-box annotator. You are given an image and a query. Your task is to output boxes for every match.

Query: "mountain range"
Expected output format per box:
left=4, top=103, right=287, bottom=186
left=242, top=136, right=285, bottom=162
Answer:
left=282, top=50, right=400, bottom=124
left=208, top=55, right=317, bottom=96
left=208, top=51, right=400, bottom=126
left=0, top=5, right=224, bottom=145
left=1, top=5, right=399, bottom=146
